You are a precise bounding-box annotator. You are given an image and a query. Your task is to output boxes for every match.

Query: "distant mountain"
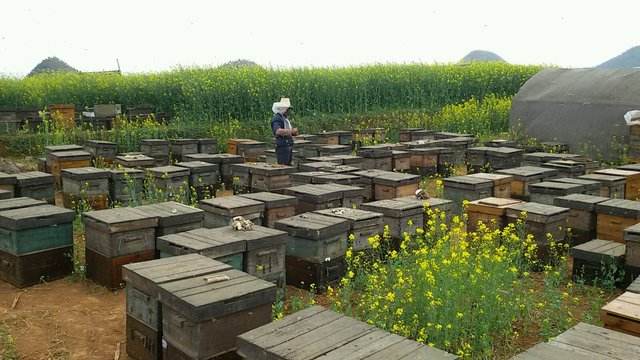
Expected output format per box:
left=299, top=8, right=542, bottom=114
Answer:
left=597, top=46, right=640, bottom=69
left=28, top=57, right=77, bottom=77
left=460, top=50, right=506, bottom=63
left=220, top=59, right=260, bottom=68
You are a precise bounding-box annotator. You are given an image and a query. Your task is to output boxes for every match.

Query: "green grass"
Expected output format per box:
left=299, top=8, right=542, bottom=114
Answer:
left=0, top=323, right=18, bottom=360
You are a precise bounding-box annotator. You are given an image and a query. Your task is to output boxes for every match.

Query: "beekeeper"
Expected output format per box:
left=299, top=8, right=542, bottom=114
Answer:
left=271, top=97, right=298, bottom=165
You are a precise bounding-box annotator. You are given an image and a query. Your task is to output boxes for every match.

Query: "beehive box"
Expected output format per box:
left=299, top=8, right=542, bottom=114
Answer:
left=84, top=207, right=158, bottom=289
left=121, top=254, right=232, bottom=360
left=314, top=131, right=340, bottom=145
left=466, top=147, right=492, bottom=172
left=140, top=139, right=170, bottom=166
left=137, top=201, right=204, bottom=237
left=466, top=197, right=523, bottom=232
left=0, top=172, right=17, bottom=198
left=361, top=198, right=424, bottom=240
left=200, top=196, right=265, bottom=228
left=284, top=184, right=344, bottom=213
left=434, top=131, right=473, bottom=139
left=391, top=150, right=411, bottom=171
left=466, top=172, right=513, bottom=198
left=294, top=134, right=317, bottom=142
left=250, top=163, right=296, bottom=192
left=549, top=177, right=602, bottom=196
left=528, top=181, right=584, bottom=205
left=61, top=167, right=110, bottom=210
left=351, top=169, right=390, bottom=201
left=322, top=183, right=367, bottom=208
left=189, top=153, right=244, bottom=186
left=596, top=199, right=640, bottom=243
left=397, top=196, right=455, bottom=226
left=275, top=212, right=350, bottom=290
left=315, top=207, right=384, bottom=251
left=570, top=239, right=625, bottom=285
left=618, top=163, right=640, bottom=172
left=170, top=138, right=198, bottom=161
left=306, top=154, right=362, bottom=166
left=601, top=291, right=640, bottom=337
left=85, top=140, right=116, bottom=164
left=290, top=171, right=332, bottom=186
left=578, top=173, right=626, bottom=199
left=227, top=138, right=256, bottom=155
left=372, top=172, right=420, bottom=200
left=484, top=139, right=517, bottom=148
left=439, top=137, right=475, bottom=167
left=399, top=128, right=424, bottom=142
left=115, top=154, right=156, bottom=169
left=176, top=161, right=219, bottom=200
left=485, top=147, right=524, bottom=170
left=554, top=194, right=610, bottom=246
left=325, top=165, right=360, bottom=174
left=437, top=147, right=457, bottom=176
left=198, top=138, right=218, bottom=154
left=147, top=166, right=190, bottom=201
left=334, top=130, right=353, bottom=145
left=543, top=160, right=586, bottom=178
left=237, top=140, right=267, bottom=162
left=15, top=171, right=55, bottom=204
left=109, top=167, right=144, bottom=206
left=228, top=225, right=288, bottom=287
left=239, top=192, right=297, bottom=228
left=318, top=144, right=351, bottom=157
left=47, top=150, right=92, bottom=186
left=505, top=202, right=569, bottom=261
left=625, top=223, right=640, bottom=269
left=158, top=267, right=276, bottom=359
left=522, top=152, right=580, bottom=166
left=497, top=166, right=559, bottom=200
left=237, top=306, right=457, bottom=360
left=443, top=175, right=493, bottom=214
left=409, top=147, right=443, bottom=175
left=595, top=168, right=640, bottom=200
left=357, top=146, right=393, bottom=171
left=156, top=228, right=246, bottom=269
left=44, top=144, right=83, bottom=155
left=299, top=143, right=321, bottom=159
left=0, top=205, right=74, bottom=288
left=0, top=197, right=46, bottom=212
left=298, top=161, right=339, bottom=172
left=0, top=190, right=11, bottom=200
left=313, top=173, right=360, bottom=186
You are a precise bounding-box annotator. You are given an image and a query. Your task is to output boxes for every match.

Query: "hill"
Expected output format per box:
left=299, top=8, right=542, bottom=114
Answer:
left=597, top=46, right=640, bottom=69
left=28, top=57, right=78, bottom=77
left=460, top=50, right=506, bottom=63
left=220, top=59, right=260, bottom=68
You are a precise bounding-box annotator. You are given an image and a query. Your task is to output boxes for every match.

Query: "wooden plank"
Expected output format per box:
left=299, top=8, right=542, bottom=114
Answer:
left=361, top=339, right=424, bottom=360
left=511, top=342, right=608, bottom=360
left=552, top=322, right=640, bottom=359
left=314, top=331, right=403, bottom=360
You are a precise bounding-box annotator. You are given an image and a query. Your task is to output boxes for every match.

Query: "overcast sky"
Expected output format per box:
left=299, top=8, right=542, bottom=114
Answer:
left=1, top=0, right=638, bottom=76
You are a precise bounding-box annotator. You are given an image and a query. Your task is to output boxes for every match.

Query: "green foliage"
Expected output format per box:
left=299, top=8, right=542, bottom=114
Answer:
left=0, top=323, right=18, bottom=360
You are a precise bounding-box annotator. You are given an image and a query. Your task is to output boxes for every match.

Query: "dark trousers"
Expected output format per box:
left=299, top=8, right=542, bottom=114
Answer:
left=276, top=145, right=293, bottom=165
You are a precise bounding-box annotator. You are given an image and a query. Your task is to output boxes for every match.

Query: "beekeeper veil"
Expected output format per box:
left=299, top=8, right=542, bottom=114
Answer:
left=272, top=97, right=292, bottom=114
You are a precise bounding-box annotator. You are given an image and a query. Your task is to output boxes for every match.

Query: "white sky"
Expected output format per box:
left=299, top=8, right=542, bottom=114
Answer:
left=1, top=0, right=639, bottom=76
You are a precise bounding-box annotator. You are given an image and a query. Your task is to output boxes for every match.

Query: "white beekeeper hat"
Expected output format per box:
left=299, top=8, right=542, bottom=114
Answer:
left=272, top=97, right=292, bottom=114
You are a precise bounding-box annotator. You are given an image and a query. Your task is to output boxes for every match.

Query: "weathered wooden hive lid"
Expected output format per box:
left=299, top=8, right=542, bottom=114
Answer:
left=292, top=139, right=312, bottom=146
left=301, top=161, right=340, bottom=170
left=371, top=172, right=419, bottom=186
left=550, top=177, right=601, bottom=191
left=570, top=239, right=625, bottom=261
left=61, top=166, right=110, bottom=180
left=467, top=172, right=514, bottom=184
left=497, top=166, right=558, bottom=179
left=319, top=144, right=350, bottom=151
left=136, top=201, right=204, bottom=227
left=360, top=198, right=423, bottom=217
left=48, top=150, right=91, bottom=160
left=203, top=153, right=244, bottom=164
left=200, top=195, right=265, bottom=214
left=293, top=134, right=317, bottom=141
left=83, top=207, right=158, bottom=232
left=471, top=197, right=522, bottom=208
left=595, top=168, right=640, bottom=178
left=314, top=173, right=360, bottom=184
left=316, top=183, right=366, bottom=198
left=439, top=136, right=475, bottom=146
left=306, top=156, right=343, bottom=163
left=274, top=212, right=350, bottom=240
left=122, top=254, right=232, bottom=295
left=444, top=175, right=493, bottom=190
left=291, top=171, right=332, bottom=181
left=0, top=204, right=75, bottom=230
left=328, top=130, right=352, bottom=135
left=434, top=131, right=473, bottom=139
left=486, top=146, right=525, bottom=155
left=0, top=197, right=46, bottom=212
left=175, top=161, right=218, bottom=173
left=404, top=141, right=445, bottom=149
left=332, top=154, right=362, bottom=161
left=86, top=140, right=116, bottom=146
left=545, top=159, right=584, bottom=167
left=158, top=268, right=276, bottom=321
left=467, top=146, right=494, bottom=154
left=400, top=127, right=424, bottom=132
left=352, top=169, right=391, bottom=179
left=204, top=224, right=287, bottom=250
left=554, top=193, right=610, bottom=212
left=15, top=171, right=54, bottom=186
left=44, top=144, right=83, bottom=154
left=315, top=207, right=383, bottom=223
left=0, top=172, right=17, bottom=185
left=357, top=146, right=393, bottom=158
left=283, top=184, right=347, bottom=202
left=528, top=181, right=584, bottom=194
left=170, top=138, right=198, bottom=145
left=109, top=167, right=145, bottom=179
left=116, top=154, right=154, bottom=162
left=391, top=150, right=410, bottom=157
left=523, top=152, right=579, bottom=161
left=484, top=139, right=517, bottom=147
left=198, top=138, right=217, bottom=144
left=148, top=165, right=190, bottom=177
left=596, top=199, right=640, bottom=217
left=239, top=192, right=297, bottom=209
left=618, top=163, right=640, bottom=172
left=578, top=173, right=626, bottom=184
left=140, top=138, right=170, bottom=145
left=625, top=222, right=640, bottom=236
left=505, top=202, right=569, bottom=221
left=247, top=162, right=296, bottom=176
left=395, top=196, right=454, bottom=209
left=327, top=165, right=360, bottom=174
left=228, top=138, right=255, bottom=143
left=158, top=229, right=246, bottom=255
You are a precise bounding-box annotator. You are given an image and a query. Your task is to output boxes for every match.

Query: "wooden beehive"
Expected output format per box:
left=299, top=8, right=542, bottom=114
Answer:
left=397, top=196, right=455, bottom=226
left=156, top=228, right=246, bottom=269
left=198, top=138, right=218, bottom=154
left=601, top=292, right=640, bottom=337
left=625, top=223, right=640, bottom=269
left=549, top=177, right=602, bottom=196
left=84, top=207, right=158, bottom=289
left=360, top=198, right=424, bottom=240
left=372, top=172, right=420, bottom=200
left=85, top=140, right=117, bottom=164
left=136, top=201, right=204, bottom=237
left=505, top=202, right=569, bottom=261
left=466, top=197, right=523, bottom=232
left=399, top=128, right=424, bottom=142
left=554, top=194, right=610, bottom=246
left=200, top=196, right=265, bottom=228
left=109, top=167, right=144, bottom=206
left=15, top=171, right=55, bottom=204
left=0, top=205, right=74, bottom=288
left=439, top=137, right=475, bottom=168
left=391, top=150, right=411, bottom=171
left=619, top=163, right=640, bottom=172
left=629, top=276, right=640, bottom=294
left=43, top=144, right=83, bottom=155
left=237, top=140, right=267, bottom=162
left=466, top=172, right=513, bottom=198
left=528, top=181, right=584, bottom=205
left=484, top=139, right=517, bottom=148
left=409, top=147, right=443, bottom=175
left=434, top=131, right=473, bottom=139
left=158, top=267, right=276, bottom=359
left=186, top=153, right=243, bottom=186
left=334, top=130, right=353, bottom=145
left=522, top=152, right=580, bottom=167
left=0, top=172, right=17, bottom=198
left=466, top=146, right=492, bottom=172
left=351, top=169, right=390, bottom=201
left=284, top=184, right=344, bottom=213
left=543, top=160, right=586, bottom=177
left=570, top=239, right=625, bottom=285
left=237, top=306, right=457, bottom=360
left=357, top=145, right=393, bottom=171
left=176, top=161, right=219, bottom=200
left=170, top=138, right=198, bottom=161
left=322, top=183, right=367, bottom=208
left=140, top=139, right=170, bottom=166
left=115, top=154, right=156, bottom=169
left=315, top=207, right=384, bottom=251
left=0, top=197, right=45, bottom=212
left=147, top=166, right=190, bottom=202
left=313, top=173, right=360, bottom=186
left=596, top=199, right=640, bottom=243
left=47, top=150, right=92, bottom=186
left=236, top=225, right=288, bottom=287
left=443, top=175, right=493, bottom=214
left=275, top=212, right=350, bottom=290
left=290, top=171, right=332, bottom=186
left=437, top=147, right=457, bottom=176
left=484, top=147, right=524, bottom=170
left=61, top=167, right=110, bottom=210
left=325, top=164, right=360, bottom=174
left=318, top=144, right=351, bottom=157
left=239, top=192, right=298, bottom=228
left=249, top=163, right=296, bottom=192
left=496, top=166, right=559, bottom=200
left=314, top=131, right=340, bottom=145
left=121, top=254, right=232, bottom=360
left=298, top=161, right=339, bottom=172
left=595, top=168, right=640, bottom=200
